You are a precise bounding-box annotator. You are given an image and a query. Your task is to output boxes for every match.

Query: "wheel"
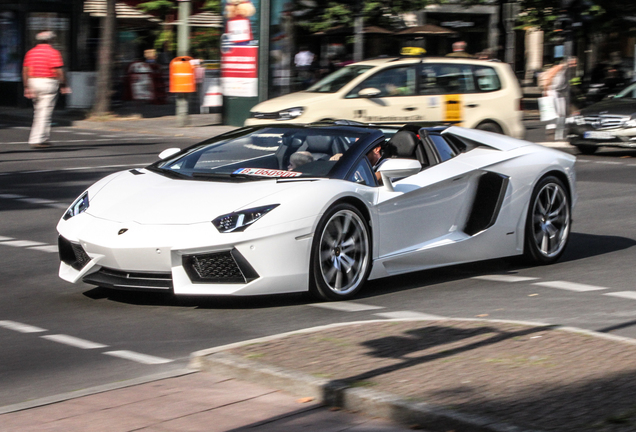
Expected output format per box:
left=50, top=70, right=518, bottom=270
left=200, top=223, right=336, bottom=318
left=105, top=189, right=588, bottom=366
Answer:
left=524, top=176, right=571, bottom=264
left=476, top=121, right=503, bottom=134
left=310, top=203, right=371, bottom=301
left=575, top=144, right=598, bottom=155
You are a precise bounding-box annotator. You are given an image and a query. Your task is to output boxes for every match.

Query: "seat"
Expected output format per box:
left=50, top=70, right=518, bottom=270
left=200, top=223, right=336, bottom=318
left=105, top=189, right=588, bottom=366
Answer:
left=301, top=135, right=335, bottom=160
left=385, top=130, right=428, bottom=167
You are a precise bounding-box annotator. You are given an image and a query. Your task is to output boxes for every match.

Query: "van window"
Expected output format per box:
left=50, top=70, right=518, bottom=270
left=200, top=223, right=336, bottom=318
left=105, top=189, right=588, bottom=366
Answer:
left=420, top=64, right=501, bottom=95
left=474, top=66, right=501, bottom=91
left=307, top=65, right=373, bottom=93
left=346, top=66, right=417, bottom=98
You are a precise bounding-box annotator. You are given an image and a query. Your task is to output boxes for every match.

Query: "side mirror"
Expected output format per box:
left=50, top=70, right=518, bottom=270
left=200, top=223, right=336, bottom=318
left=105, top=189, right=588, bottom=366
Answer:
left=358, top=87, right=382, bottom=98
left=377, top=158, right=421, bottom=192
left=158, top=148, right=181, bottom=160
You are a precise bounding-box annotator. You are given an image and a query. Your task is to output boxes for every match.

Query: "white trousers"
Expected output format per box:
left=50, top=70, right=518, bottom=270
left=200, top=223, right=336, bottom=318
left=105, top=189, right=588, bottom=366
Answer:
left=28, top=78, right=59, bottom=145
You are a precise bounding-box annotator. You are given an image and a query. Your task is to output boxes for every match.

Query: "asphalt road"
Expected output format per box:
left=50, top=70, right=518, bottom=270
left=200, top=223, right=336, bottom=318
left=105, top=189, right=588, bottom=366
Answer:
left=1, top=120, right=635, bottom=409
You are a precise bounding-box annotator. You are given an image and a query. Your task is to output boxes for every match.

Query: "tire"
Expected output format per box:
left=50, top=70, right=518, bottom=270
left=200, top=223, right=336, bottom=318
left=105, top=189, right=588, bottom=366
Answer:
left=309, top=203, right=371, bottom=301
left=575, top=144, right=598, bottom=155
left=523, top=176, right=571, bottom=264
left=475, top=121, right=503, bottom=134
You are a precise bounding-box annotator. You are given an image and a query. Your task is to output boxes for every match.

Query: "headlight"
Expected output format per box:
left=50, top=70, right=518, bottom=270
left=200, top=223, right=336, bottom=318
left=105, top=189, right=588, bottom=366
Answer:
left=212, top=204, right=279, bottom=233
left=63, top=192, right=89, bottom=220
left=278, top=107, right=304, bottom=121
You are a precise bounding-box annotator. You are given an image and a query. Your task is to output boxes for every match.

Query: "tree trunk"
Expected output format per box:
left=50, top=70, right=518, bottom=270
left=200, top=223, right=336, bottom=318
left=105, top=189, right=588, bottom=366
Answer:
left=92, top=0, right=116, bottom=116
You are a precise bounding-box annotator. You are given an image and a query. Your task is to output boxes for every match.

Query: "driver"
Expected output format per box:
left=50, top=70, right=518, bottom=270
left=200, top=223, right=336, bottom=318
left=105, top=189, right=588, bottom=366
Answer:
left=288, top=151, right=313, bottom=171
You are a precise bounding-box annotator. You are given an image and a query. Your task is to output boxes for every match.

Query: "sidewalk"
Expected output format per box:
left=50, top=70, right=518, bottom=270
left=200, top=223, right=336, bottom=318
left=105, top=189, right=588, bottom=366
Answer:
left=3, top=318, right=636, bottom=432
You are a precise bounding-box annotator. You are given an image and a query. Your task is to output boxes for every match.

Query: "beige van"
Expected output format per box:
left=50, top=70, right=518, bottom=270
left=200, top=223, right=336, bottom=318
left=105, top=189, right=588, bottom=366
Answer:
left=245, top=57, right=525, bottom=139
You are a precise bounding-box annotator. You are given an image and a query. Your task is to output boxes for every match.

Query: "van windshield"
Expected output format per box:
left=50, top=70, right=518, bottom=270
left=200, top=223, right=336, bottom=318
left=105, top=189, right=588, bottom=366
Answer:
left=306, top=65, right=373, bottom=93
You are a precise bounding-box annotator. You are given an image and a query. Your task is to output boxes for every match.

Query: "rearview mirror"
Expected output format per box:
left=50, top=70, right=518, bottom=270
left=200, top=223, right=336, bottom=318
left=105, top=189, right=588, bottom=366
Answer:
left=377, top=158, right=421, bottom=192
left=358, top=87, right=382, bottom=98
left=158, top=148, right=181, bottom=160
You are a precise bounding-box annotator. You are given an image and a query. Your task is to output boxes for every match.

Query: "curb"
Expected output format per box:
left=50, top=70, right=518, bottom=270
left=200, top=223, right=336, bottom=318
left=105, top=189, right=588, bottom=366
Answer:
left=0, top=368, right=196, bottom=415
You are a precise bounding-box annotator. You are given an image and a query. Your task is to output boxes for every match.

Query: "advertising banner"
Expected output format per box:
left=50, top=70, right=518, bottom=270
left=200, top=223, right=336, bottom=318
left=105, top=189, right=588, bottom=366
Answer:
left=221, top=0, right=260, bottom=98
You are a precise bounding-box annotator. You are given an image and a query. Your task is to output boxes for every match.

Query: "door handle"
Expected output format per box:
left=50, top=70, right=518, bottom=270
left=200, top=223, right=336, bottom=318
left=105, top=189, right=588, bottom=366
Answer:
left=466, top=104, right=479, bottom=108
left=403, top=107, right=418, bottom=111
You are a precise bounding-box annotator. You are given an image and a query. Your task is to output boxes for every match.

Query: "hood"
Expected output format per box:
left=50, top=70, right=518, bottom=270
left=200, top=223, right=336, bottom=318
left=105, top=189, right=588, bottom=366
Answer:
left=86, top=170, right=299, bottom=225
left=251, top=91, right=337, bottom=113
left=581, top=98, right=636, bottom=117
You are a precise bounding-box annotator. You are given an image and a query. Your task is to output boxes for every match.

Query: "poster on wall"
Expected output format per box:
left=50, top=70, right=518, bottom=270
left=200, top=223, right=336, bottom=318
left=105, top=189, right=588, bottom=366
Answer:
left=221, top=0, right=260, bottom=97
left=0, top=11, right=21, bottom=82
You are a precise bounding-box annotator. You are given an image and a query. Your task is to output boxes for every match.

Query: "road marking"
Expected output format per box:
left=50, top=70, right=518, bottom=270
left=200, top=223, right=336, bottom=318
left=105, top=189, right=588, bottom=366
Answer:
left=604, top=291, right=636, bottom=301
left=104, top=350, right=173, bottom=365
left=308, top=302, right=384, bottom=312
left=0, top=320, right=46, bottom=333
left=0, top=193, right=27, bottom=199
left=18, top=197, right=56, bottom=205
left=2, top=240, right=46, bottom=248
left=533, top=281, right=608, bottom=292
left=473, top=275, right=540, bottom=283
left=0, top=236, right=14, bottom=241
left=375, top=311, right=445, bottom=320
left=41, top=334, right=108, bottom=349
left=28, top=245, right=59, bottom=253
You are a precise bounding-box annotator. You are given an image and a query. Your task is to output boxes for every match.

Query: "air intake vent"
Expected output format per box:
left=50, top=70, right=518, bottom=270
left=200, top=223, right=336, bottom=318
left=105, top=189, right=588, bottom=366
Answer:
left=183, top=249, right=259, bottom=284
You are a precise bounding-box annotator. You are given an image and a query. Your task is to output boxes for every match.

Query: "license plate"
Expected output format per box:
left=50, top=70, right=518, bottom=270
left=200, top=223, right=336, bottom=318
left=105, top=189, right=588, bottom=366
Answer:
left=584, top=131, right=614, bottom=139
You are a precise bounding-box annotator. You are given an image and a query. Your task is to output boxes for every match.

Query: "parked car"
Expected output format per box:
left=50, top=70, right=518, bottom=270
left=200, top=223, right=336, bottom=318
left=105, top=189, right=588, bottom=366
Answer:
left=246, top=56, right=525, bottom=140
left=58, top=123, right=574, bottom=300
left=568, top=81, right=636, bottom=154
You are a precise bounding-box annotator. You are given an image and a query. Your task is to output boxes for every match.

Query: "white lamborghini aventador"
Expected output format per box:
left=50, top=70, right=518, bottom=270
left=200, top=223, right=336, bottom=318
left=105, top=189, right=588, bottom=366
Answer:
left=57, top=123, right=576, bottom=300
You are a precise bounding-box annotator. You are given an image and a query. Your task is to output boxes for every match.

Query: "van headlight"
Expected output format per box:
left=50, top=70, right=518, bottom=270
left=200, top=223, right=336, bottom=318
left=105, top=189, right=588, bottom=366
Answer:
left=278, top=107, right=304, bottom=120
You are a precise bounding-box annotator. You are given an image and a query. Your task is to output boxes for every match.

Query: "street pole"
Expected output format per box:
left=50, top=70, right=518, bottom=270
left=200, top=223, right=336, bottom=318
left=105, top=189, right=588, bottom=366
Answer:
left=354, top=10, right=363, bottom=62
left=176, top=0, right=191, bottom=127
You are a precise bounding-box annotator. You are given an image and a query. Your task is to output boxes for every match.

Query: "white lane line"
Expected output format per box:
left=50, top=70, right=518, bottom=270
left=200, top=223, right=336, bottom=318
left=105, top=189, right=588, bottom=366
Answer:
left=28, top=245, right=59, bottom=253
left=0, top=236, right=14, bottom=241
left=308, top=302, right=384, bottom=312
left=2, top=240, right=46, bottom=248
left=604, top=291, right=636, bottom=300
left=533, top=281, right=608, bottom=292
left=103, top=350, right=173, bottom=365
left=18, top=197, right=56, bottom=205
left=41, top=334, right=108, bottom=349
left=73, top=132, right=96, bottom=135
left=0, top=320, right=46, bottom=333
left=0, top=194, right=27, bottom=199
left=595, top=161, right=622, bottom=165
left=375, top=311, right=445, bottom=320
left=473, top=275, right=540, bottom=283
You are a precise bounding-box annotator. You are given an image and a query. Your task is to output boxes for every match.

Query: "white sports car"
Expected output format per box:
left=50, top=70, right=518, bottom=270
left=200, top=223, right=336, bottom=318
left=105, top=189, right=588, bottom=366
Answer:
left=57, top=123, right=576, bottom=300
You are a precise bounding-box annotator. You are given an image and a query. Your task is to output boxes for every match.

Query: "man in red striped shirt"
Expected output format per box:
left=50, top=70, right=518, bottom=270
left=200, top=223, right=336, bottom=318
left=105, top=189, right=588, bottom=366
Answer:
left=22, top=31, right=71, bottom=148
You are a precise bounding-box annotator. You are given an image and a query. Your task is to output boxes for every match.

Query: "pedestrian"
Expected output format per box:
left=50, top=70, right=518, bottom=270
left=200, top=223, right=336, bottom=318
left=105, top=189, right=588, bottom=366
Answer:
left=22, top=31, right=71, bottom=148
left=544, top=57, right=577, bottom=140
left=446, top=41, right=474, bottom=58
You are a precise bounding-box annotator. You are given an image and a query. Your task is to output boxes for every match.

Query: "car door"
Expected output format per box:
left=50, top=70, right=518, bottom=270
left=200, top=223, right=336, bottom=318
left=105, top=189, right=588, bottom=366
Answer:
left=339, top=65, right=424, bottom=124
left=374, top=136, right=478, bottom=265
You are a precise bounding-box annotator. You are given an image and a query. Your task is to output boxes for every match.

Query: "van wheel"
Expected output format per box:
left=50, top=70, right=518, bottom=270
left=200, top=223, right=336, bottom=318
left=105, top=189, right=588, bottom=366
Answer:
left=476, top=122, right=503, bottom=134
left=576, top=145, right=597, bottom=155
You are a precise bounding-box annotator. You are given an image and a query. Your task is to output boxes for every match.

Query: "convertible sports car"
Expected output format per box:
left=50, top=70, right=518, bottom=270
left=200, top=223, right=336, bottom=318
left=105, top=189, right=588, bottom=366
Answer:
left=57, top=123, right=576, bottom=300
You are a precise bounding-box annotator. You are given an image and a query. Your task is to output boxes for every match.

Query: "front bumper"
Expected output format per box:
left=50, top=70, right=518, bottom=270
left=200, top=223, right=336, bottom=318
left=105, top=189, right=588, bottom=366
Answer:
left=57, top=213, right=314, bottom=296
left=568, top=125, right=636, bottom=148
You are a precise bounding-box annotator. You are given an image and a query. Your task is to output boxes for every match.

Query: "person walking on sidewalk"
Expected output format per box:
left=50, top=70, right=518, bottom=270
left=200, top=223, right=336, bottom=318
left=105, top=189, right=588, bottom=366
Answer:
left=22, top=31, right=71, bottom=148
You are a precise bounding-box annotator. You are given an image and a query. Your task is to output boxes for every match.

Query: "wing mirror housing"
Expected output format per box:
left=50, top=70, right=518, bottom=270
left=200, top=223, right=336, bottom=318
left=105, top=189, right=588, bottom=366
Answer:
left=358, top=87, right=382, bottom=98
left=377, top=159, right=422, bottom=192
left=158, top=148, right=181, bottom=160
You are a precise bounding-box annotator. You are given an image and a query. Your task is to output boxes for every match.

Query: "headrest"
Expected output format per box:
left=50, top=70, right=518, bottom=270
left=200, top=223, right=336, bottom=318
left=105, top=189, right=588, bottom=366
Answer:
left=305, top=135, right=333, bottom=153
left=386, top=130, right=418, bottom=158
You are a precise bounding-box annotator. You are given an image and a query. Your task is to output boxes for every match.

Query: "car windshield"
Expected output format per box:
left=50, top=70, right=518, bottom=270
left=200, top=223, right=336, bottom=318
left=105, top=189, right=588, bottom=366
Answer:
left=153, top=127, right=369, bottom=181
left=615, top=82, right=636, bottom=99
left=306, top=65, right=373, bottom=93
